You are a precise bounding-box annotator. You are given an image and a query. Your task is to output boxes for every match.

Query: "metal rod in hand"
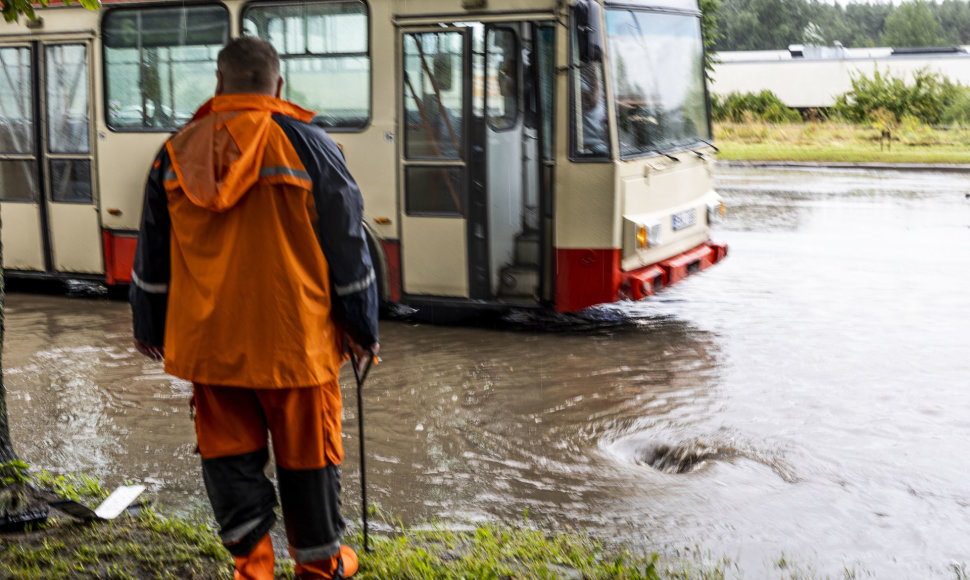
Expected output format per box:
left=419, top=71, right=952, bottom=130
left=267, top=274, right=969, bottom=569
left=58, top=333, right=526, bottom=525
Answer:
left=350, top=349, right=375, bottom=553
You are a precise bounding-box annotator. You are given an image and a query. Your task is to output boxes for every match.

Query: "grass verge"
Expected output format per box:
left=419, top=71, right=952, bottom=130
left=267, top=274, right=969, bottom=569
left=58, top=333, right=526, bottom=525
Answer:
left=714, top=121, right=970, bottom=164
left=1, top=471, right=232, bottom=579
left=344, top=512, right=733, bottom=579
left=0, top=470, right=733, bottom=579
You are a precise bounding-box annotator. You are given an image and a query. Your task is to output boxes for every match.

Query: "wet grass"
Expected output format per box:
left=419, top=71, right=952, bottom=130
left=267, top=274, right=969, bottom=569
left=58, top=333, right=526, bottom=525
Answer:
left=7, top=468, right=965, bottom=579
left=0, top=469, right=737, bottom=579
left=1, top=511, right=230, bottom=579
left=1, top=471, right=232, bottom=579
left=344, top=510, right=735, bottom=579
left=714, top=121, right=970, bottom=164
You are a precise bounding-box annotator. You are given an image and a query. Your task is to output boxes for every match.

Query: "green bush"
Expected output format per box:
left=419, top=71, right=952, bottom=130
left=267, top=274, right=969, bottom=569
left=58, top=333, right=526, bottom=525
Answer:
left=834, top=67, right=970, bottom=126
left=941, top=89, right=970, bottom=126
left=711, top=90, right=801, bottom=123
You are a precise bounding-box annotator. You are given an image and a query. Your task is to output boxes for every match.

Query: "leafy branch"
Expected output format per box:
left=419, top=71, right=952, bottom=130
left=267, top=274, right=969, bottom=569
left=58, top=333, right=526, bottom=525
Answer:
left=2, top=0, right=99, bottom=24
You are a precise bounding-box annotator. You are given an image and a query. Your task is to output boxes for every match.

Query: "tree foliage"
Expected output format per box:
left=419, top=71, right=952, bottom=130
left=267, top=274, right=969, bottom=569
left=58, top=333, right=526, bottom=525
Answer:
left=937, top=0, right=970, bottom=45
left=714, top=0, right=967, bottom=51
left=718, top=0, right=809, bottom=51
left=700, top=0, right=723, bottom=82
left=881, top=0, right=946, bottom=47
left=1, top=0, right=99, bottom=23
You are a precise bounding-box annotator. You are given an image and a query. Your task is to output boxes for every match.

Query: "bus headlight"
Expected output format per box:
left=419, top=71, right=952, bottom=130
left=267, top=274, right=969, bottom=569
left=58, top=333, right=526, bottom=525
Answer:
left=636, top=221, right=661, bottom=250
left=707, top=200, right=726, bottom=224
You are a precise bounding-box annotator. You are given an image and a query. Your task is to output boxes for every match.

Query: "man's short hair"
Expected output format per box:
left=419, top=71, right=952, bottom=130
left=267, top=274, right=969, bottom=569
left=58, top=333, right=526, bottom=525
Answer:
left=218, top=36, right=280, bottom=95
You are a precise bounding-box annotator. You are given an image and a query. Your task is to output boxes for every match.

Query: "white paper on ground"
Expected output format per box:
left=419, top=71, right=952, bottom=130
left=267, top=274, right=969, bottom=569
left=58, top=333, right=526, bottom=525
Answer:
left=94, top=484, right=146, bottom=520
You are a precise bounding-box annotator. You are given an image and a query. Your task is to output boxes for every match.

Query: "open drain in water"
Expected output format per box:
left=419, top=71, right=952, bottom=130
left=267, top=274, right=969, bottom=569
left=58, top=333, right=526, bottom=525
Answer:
left=636, top=442, right=735, bottom=474
left=625, top=439, right=799, bottom=482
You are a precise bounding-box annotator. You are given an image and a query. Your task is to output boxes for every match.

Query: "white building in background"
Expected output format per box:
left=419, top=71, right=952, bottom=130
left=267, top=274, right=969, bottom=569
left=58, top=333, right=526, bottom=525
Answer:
left=711, top=44, right=970, bottom=109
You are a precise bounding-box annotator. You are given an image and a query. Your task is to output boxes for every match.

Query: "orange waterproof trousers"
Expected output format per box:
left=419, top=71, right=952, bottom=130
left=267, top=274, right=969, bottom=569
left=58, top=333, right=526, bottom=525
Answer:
left=193, top=383, right=355, bottom=579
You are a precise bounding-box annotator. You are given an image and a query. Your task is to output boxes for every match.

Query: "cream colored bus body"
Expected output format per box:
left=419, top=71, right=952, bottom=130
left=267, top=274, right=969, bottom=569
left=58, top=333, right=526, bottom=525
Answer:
left=1, top=0, right=722, bottom=312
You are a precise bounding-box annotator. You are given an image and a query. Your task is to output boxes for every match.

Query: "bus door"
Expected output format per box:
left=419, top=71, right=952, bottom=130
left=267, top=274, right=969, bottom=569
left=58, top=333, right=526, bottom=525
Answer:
left=399, top=23, right=553, bottom=303
left=0, top=40, right=101, bottom=277
left=399, top=28, right=479, bottom=299
left=482, top=23, right=553, bottom=303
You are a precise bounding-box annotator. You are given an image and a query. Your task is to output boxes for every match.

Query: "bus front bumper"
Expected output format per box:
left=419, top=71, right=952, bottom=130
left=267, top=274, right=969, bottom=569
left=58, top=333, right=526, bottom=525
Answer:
left=621, top=241, right=728, bottom=301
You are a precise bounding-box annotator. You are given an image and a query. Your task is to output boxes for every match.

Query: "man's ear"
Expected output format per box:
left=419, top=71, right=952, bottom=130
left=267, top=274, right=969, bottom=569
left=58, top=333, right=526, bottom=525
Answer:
left=275, top=77, right=284, bottom=99
left=215, top=71, right=224, bottom=96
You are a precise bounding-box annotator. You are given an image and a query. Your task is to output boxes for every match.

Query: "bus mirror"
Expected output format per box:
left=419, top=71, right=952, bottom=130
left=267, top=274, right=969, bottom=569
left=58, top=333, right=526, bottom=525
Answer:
left=434, top=52, right=453, bottom=91
left=574, top=0, right=603, bottom=63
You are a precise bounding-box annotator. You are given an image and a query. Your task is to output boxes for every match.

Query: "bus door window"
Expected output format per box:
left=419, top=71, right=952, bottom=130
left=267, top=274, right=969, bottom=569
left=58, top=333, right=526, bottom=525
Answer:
left=403, top=31, right=465, bottom=216
left=0, top=46, right=38, bottom=202
left=103, top=4, right=229, bottom=131
left=485, top=28, right=517, bottom=131
left=404, top=33, right=463, bottom=160
left=243, top=1, right=370, bottom=130
left=482, top=24, right=529, bottom=297
left=46, top=44, right=92, bottom=203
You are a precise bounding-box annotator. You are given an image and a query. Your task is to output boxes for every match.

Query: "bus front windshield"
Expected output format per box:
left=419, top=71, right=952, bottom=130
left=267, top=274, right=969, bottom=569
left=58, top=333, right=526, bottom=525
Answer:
left=605, top=9, right=710, bottom=158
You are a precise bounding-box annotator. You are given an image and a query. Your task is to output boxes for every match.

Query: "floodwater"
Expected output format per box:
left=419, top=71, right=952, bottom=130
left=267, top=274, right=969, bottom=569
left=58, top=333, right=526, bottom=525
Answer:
left=4, top=165, right=970, bottom=578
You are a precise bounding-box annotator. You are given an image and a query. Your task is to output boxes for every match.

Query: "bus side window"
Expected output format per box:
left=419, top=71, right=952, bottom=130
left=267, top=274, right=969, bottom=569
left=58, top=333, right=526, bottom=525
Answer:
left=574, top=61, right=609, bottom=158
left=243, top=1, right=371, bottom=131
left=102, top=4, right=230, bottom=132
left=570, top=13, right=609, bottom=159
left=0, top=46, right=39, bottom=202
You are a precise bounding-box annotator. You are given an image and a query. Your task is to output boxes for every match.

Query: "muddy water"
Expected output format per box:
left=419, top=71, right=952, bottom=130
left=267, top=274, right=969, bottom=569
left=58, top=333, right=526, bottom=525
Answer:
left=4, top=165, right=970, bottom=577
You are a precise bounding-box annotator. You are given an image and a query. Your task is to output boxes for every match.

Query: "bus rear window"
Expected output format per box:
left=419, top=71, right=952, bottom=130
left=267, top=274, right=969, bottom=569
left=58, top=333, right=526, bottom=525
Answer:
left=102, top=5, right=229, bottom=132
left=243, top=1, right=370, bottom=131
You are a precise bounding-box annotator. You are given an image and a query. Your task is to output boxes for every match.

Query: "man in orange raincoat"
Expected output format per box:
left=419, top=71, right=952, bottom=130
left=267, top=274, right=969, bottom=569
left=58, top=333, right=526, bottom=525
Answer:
left=130, top=36, right=379, bottom=579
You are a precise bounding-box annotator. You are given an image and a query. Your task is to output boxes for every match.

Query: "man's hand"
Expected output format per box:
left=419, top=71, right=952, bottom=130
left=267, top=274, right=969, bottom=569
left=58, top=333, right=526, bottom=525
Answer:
left=346, top=338, right=380, bottom=374
left=134, top=338, right=165, bottom=361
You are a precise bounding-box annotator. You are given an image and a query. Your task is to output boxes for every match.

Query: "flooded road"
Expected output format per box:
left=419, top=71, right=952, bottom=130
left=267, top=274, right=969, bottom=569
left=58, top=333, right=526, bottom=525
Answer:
left=5, top=165, right=970, bottom=577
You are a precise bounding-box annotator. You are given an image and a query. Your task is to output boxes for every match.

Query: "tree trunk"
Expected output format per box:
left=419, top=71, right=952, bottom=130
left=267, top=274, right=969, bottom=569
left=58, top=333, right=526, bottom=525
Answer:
left=0, top=217, right=13, bottom=463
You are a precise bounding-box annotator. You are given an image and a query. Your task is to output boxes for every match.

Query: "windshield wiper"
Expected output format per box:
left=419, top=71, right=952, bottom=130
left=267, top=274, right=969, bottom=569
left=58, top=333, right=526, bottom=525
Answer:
left=695, top=138, right=719, bottom=153
left=650, top=149, right=680, bottom=162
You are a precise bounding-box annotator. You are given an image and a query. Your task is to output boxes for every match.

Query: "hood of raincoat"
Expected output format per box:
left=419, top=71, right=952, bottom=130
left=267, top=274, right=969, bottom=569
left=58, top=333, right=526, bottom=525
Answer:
left=165, top=94, right=316, bottom=212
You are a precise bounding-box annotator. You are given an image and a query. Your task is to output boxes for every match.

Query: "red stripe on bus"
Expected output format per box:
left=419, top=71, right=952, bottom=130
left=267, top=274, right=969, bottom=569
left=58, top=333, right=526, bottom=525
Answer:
left=102, top=230, right=137, bottom=285
left=379, top=239, right=402, bottom=304
left=554, top=248, right=622, bottom=313
left=557, top=241, right=730, bottom=312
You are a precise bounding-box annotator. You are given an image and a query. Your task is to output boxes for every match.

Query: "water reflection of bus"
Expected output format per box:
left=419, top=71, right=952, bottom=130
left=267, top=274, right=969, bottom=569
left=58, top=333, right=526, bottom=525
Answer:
left=0, top=0, right=725, bottom=313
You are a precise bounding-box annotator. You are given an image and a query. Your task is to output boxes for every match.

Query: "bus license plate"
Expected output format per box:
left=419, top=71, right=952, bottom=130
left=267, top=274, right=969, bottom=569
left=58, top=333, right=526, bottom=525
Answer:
left=672, top=208, right=696, bottom=231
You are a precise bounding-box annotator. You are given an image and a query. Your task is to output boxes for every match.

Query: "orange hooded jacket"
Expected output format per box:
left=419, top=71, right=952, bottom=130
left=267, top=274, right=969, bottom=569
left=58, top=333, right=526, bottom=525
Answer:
left=135, top=94, right=362, bottom=388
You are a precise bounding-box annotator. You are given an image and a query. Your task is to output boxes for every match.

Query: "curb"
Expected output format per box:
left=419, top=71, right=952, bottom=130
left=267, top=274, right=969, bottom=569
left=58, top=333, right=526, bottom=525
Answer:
left=717, top=160, right=970, bottom=173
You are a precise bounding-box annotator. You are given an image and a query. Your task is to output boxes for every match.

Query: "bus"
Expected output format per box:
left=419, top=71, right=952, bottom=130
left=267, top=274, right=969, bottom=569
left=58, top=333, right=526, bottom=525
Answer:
left=0, top=0, right=726, bottom=314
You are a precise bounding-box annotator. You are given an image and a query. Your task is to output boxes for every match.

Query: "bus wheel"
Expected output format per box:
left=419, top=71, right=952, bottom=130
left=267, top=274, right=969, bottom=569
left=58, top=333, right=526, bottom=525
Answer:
left=363, top=223, right=393, bottom=316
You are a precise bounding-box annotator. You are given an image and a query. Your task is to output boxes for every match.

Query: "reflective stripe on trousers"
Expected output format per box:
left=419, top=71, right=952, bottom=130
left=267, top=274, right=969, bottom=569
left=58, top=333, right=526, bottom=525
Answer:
left=193, top=383, right=346, bottom=566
